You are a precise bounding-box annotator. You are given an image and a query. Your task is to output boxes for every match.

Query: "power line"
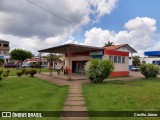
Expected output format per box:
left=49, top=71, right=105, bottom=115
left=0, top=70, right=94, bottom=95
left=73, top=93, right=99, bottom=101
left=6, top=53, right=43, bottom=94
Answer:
left=26, top=0, right=107, bottom=39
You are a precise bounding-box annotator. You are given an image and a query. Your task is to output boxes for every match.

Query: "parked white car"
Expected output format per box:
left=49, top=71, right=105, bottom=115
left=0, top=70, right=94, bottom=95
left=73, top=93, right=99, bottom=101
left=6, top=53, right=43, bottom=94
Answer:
left=131, top=66, right=140, bottom=71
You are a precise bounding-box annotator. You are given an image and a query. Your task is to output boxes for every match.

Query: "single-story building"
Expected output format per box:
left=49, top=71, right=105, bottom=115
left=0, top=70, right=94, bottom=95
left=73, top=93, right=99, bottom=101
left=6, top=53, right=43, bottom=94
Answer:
left=140, top=51, right=160, bottom=65
left=39, top=43, right=137, bottom=78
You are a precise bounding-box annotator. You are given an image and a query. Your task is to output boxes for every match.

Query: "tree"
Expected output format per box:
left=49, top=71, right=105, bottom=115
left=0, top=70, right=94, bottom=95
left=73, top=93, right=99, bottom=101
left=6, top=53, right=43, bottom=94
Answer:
left=10, top=49, right=33, bottom=68
left=132, top=56, right=140, bottom=66
left=0, top=58, right=4, bottom=66
left=46, top=54, right=60, bottom=75
left=104, top=41, right=114, bottom=47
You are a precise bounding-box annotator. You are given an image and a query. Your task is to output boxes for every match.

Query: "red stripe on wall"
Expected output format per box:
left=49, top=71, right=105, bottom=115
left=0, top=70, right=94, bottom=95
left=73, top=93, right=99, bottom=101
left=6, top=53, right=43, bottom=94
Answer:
left=110, top=71, right=129, bottom=77
left=104, top=50, right=129, bottom=56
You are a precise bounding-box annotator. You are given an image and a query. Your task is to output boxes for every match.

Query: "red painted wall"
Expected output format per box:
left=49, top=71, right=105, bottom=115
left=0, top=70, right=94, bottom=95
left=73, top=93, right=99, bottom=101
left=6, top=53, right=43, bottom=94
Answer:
left=110, top=71, right=129, bottom=77
left=104, top=49, right=129, bottom=56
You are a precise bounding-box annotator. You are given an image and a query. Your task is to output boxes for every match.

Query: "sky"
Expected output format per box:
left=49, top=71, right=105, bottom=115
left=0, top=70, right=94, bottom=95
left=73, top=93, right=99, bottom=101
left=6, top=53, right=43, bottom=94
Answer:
left=0, top=0, right=160, bottom=56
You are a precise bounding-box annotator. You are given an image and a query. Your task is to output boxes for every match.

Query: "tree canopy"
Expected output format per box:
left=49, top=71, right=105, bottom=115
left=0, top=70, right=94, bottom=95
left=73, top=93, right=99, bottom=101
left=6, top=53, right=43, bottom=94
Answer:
left=46, top=54, right=60, bottom=63
left=104, top=41, right=114, bottom=47
left=132, top=56, right=140, bottom=66
left=10, top=49, right=33, bottom=61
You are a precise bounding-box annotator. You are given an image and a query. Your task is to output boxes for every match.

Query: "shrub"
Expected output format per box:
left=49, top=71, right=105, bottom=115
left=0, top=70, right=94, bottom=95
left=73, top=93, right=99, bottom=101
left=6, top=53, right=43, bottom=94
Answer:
left=25, top=69, right=29, bottom=75
left=16, top=70, right=23, bottom=77
left=0, top=68, right=10, bottom=81
left=20, top=68, right=26, bottom=74
left=140, top=63, right=159, bottom=78
left=28, top=68, right=37, bottom=77
left=0, top=69, right=3, bottom=74
left=3, top=69, right=10, bottom=77
left=84, top=59, right=114, bottom=83
left=34, top=62, right=41, bottom=68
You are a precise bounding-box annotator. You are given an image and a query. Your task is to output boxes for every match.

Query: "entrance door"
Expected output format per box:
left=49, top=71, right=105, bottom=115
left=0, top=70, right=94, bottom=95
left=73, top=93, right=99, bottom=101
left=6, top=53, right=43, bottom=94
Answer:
left=72, top=61, right=87, bottom=74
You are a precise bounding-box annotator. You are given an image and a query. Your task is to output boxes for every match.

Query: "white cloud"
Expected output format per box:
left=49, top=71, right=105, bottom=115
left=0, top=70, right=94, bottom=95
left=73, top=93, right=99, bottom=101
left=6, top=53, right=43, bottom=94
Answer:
left=0, top=33, right=65, bottom=55
left=89, top=0, right=117, bottom=18
left=84, top=17, right=158, bottom=55
left=0, top=0, right=117, bottom=55
left=84, top=27, right=115, bottom=46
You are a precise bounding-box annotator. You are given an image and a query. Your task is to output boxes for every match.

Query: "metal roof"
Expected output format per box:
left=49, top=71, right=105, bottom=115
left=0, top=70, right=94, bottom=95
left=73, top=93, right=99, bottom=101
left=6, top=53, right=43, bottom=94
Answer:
left=38, top=43, right=104, bottom=54
left=144, top=51, right=160, bottom=56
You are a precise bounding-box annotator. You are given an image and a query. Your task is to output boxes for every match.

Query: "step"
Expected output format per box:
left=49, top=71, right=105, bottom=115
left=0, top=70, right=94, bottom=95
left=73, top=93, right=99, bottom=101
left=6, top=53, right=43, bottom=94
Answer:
left=67, top=93, right=84, bottom=97
left=67, top=96, right=84, bottom=101
left=63, top=106, right=87, bottom=111
left=64, top=100, right=85, bottom=106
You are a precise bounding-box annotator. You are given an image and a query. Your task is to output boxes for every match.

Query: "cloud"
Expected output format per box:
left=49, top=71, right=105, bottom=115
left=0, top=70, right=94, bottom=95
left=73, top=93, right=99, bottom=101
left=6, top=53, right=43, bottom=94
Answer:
left=0, top=0, right=117, bottom=38
left=0, top=33, right=65, bottom=55
left=0, top=0, right=90, bottom=38
left=89, top=0, right=117, bottom=18
left=84, top=17, right=157, bottom=55
left=0, top=0, right=117, bottom=55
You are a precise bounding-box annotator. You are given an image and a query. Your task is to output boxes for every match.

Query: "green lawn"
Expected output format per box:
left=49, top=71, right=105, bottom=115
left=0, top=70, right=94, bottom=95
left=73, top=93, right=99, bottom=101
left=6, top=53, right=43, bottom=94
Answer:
left=0, top=76, right=68, bottom=120
left=82, top=79, right=160, bottom=120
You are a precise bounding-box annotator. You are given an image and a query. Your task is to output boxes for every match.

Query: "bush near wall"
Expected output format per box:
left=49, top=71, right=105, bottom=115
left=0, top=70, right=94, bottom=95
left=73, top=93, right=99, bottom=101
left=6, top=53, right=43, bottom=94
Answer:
left=84, top=59, right=114, bottom=83
left=140, top=63, right=159, bottom=78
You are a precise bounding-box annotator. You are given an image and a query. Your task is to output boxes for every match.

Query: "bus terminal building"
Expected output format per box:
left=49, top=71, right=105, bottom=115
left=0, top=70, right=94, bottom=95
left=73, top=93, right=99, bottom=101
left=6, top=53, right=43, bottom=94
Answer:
left=39, top=43, right=137, bottom=78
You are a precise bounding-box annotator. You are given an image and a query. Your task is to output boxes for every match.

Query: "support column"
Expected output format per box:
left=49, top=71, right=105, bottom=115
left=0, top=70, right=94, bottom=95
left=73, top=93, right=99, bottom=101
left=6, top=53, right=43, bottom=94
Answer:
left=38, top=52, right=42, bottom=73
left=67, top=48, right=72, bottom=80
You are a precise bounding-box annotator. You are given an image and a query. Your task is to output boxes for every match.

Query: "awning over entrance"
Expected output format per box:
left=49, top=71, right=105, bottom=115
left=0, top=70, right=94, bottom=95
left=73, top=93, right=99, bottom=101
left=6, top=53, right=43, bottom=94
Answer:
left=38, top=43, right=104, bottom=80
left=38, top=43, right=104, bottom=54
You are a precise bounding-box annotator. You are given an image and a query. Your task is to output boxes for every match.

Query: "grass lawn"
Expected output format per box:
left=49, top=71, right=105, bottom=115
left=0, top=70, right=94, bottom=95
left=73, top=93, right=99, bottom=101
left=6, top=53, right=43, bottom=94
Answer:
left=0, top=76, right=68, bottom=120
left=82, top=79, right=160, bottom=120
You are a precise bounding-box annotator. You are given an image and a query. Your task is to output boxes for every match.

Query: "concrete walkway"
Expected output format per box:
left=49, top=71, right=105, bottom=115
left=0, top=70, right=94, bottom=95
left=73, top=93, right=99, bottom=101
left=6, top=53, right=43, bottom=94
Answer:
left=35, top=74, right=89, bottom=120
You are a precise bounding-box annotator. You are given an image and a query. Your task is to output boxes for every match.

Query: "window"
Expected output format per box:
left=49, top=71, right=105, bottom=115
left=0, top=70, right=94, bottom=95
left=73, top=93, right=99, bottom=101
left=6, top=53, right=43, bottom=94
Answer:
left=114, top=56, right=117, bottom=63
left=142, top=61, right=146, bottom=64
left=109, top=56, right=113, bottom=62
left=122, top=57, right=125, bottom=63
left=118, top=56, right=121, bottom=63
left=3, top=44, right=9, bottom=47
left=3, top=51, right=8, bottom=55
left=109, top=56, right=125, bottom=63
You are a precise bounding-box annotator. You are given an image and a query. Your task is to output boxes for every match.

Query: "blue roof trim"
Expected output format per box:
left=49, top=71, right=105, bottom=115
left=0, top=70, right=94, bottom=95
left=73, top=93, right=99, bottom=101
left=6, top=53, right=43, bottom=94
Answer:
left=144, top=51, right=160, bottom=56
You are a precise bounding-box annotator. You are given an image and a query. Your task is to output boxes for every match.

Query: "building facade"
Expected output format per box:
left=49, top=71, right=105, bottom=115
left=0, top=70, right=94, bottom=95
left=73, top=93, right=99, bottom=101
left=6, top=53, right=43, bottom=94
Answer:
left=64, top=44, right=136, bottom=76
left=140, top=51, right=160, bottom=65
left=0, top=39, right=10, bottom=62
left=39, top=43, right=137, bottom=77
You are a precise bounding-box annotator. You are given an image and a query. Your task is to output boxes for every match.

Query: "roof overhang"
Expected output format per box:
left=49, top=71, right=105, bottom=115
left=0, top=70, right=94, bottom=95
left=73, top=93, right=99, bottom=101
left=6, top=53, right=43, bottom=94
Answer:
left=144, top=51, right=160, bottom=56
left=105, top=44, right=137, bottom=53
left=38, top=43, right=104, bottom=54
left=123, top=44, right=137, bottom=53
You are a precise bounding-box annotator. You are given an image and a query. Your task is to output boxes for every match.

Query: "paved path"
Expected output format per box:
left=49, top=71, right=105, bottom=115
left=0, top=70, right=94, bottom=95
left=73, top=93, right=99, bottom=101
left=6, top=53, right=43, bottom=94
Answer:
left=35, top=74, right=89, bottom=120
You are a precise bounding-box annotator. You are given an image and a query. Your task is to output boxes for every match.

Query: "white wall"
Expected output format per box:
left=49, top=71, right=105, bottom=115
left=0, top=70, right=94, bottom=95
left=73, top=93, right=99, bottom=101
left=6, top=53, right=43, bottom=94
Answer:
left=103, top=55, right=129, bottom=71
left=140, top=57, right=160, bottom=64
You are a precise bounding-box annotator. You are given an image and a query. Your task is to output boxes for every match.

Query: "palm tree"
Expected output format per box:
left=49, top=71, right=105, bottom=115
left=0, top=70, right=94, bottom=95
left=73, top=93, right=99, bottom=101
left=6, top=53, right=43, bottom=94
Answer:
left=47, top=54, right=60, bottom=76
left=104, top=41, right=114, bottom=47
